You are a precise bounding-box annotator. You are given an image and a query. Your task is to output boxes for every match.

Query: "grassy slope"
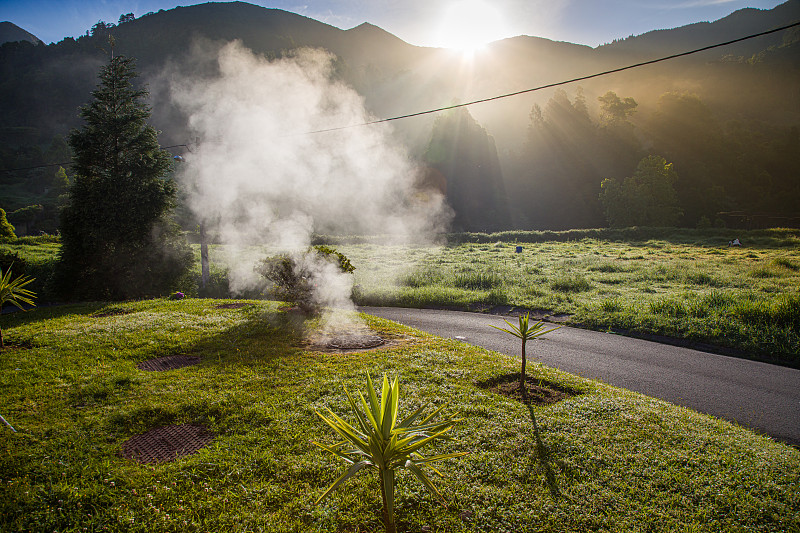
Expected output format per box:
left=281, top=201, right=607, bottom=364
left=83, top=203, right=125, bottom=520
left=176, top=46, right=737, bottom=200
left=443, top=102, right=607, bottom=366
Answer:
left=1, top=299, right=798, bottom=532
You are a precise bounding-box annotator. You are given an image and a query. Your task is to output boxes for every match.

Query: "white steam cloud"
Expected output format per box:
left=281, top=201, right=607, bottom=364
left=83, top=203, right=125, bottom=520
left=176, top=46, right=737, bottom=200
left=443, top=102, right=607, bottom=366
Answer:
left=169, top=41, right=449, bottom=332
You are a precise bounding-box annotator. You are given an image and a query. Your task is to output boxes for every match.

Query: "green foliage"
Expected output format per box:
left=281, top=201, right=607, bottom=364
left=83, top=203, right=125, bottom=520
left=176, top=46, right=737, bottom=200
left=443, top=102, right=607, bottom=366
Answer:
left=491, top=313, right=561, bottom=399
left=0, top=266, right=35, bottom=349
left=54, top=55, right=192, bottom=300
left=255, top=246, right=354, bottom=314
left=312, top=245, right=355, bottom=274
left=599, top=155, right=683, bottom=228
left=0, top=209, right=15, bottom=241
left=314, top=374, right=466, bottom=533
left=598, top=91, right=637, bottom=125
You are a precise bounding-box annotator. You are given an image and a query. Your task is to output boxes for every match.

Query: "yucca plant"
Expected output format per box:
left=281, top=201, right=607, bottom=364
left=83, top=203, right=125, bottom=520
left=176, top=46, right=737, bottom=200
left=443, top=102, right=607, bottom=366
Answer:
left=314, top=374, right=466, bottom=533
left=0, top=266, right=36, bottom=350
left=491, top=313, right=560, bottom=400
left=0, top=266, right=35, bottom=433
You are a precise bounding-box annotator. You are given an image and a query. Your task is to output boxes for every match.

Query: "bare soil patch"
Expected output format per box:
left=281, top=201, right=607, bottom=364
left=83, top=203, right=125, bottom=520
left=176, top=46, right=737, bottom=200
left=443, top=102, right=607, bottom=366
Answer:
left=478, top=373, right=579, bottom=405
left=305, top=332, right=413, bottom=353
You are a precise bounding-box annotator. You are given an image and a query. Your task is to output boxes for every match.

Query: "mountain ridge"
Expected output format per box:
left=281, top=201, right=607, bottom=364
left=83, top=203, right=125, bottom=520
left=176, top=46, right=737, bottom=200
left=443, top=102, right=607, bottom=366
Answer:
left=0, top=21, right=40, bottom=45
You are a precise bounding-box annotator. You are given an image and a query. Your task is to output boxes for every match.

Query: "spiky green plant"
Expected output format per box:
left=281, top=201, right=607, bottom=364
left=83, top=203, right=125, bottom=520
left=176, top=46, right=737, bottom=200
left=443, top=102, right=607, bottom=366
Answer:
left=0, top=266, right=36, bottom=350
left=491, top=313, right=560, bottom=400
left=314, top=374, right=466, bottom=533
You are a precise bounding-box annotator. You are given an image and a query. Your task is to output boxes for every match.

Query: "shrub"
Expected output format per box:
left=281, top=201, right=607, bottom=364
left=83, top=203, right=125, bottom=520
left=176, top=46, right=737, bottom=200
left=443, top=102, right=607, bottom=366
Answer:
left=0, top=209, right=16, bottom=242
left=256, top=246, right=355, bottom=315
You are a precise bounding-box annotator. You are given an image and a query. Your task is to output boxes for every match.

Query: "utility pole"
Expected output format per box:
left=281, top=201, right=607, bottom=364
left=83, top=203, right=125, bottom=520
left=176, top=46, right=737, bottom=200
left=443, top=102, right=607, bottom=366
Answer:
left=200, top=222, right=209, bottom=289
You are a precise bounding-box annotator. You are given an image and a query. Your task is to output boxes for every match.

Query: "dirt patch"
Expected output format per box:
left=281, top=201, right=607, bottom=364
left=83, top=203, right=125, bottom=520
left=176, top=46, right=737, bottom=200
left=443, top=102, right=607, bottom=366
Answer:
left=121, top=424, right=214, bottom=464
left=477, top=373, right=578, bottom=405
left=214, top=302, right=250, bottom=310
left=137, top=354, right=201, bottom=372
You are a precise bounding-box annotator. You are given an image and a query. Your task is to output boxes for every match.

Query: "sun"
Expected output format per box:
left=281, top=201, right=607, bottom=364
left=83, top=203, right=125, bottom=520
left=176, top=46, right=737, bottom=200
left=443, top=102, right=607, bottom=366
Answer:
left=436, top=0, right=508, bottom=53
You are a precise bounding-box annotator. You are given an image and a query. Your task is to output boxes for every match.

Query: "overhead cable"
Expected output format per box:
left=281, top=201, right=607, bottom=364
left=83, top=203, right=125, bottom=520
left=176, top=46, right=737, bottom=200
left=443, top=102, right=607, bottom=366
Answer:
left=304, top=20, right=800, bottom=134
left=3, top=20, right=798, bottom=172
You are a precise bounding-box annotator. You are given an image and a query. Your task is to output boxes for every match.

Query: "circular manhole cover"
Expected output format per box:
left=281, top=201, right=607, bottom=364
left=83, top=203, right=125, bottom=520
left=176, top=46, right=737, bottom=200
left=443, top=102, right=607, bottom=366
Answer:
left=325, top=334, right=385, bottom=350
left=121, top=424, right=214, bottom=464
left=137, top=354, right=201, bottom=372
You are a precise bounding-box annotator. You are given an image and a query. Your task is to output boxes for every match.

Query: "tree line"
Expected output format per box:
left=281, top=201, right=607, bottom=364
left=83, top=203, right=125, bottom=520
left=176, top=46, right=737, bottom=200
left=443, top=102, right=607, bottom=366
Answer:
left=493, top=87, right=799, bottom=230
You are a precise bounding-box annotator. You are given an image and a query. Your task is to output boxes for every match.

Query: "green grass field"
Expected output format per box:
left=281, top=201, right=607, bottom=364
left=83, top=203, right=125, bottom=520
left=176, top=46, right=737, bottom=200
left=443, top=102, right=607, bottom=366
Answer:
left=343, top=229, right=800, bottom=365
left=1, top=299, right=798, bottom=532
left=2, top=227, right=799, bottom=365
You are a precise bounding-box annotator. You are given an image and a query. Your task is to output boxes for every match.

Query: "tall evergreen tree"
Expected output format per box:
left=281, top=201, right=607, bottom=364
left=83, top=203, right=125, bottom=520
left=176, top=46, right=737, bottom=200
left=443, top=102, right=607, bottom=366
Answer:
left=55, top=54, right=192, bottom=300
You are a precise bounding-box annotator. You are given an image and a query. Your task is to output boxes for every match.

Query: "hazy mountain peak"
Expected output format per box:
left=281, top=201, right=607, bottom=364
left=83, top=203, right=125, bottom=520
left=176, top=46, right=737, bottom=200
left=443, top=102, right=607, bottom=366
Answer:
left=345, top=21, right=415, bottom=46
left=0, top=21, right=40, bottom=45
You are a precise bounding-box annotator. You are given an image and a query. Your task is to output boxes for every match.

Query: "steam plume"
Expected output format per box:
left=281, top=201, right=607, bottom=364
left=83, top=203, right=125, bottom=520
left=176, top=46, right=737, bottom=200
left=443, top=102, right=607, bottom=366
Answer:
left=169, top=41, right=449, bottom=330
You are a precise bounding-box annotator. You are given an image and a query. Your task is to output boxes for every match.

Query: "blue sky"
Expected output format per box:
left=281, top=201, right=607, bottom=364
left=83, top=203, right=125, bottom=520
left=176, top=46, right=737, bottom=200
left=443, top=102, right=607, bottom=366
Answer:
left=1, top=0, right=787, bottom=48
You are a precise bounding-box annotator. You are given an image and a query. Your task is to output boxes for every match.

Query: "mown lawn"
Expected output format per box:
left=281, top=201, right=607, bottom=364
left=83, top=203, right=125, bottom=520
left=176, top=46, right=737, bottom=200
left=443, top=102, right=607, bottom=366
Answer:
left=1, top=299, right=798, bottom=532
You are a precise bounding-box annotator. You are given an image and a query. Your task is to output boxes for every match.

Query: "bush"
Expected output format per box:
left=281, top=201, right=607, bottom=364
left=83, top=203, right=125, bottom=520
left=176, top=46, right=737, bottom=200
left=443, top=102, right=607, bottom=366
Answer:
left=255, top=246, right=355, bottom=314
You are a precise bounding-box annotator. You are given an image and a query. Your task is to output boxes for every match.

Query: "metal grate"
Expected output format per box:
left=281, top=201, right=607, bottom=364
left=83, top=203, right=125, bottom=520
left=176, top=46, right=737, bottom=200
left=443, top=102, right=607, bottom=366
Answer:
left=136, top=354, right=201, bottom=372
left=214, top=302, right=249, bottom=309
left=121, top=424, right=214, bottom=464
left=325, top=334, right=385, bottom=351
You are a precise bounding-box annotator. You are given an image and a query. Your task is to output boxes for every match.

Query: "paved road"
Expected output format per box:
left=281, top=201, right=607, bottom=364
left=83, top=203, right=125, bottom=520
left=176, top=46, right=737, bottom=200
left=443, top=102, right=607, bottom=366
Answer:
left=360, top=307, right=800, bottom=447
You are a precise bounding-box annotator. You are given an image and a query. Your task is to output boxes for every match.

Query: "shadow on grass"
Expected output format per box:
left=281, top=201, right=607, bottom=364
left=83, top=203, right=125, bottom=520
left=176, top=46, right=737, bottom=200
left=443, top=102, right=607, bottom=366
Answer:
left=1, top=302, right=124, bottom=323
left=525, top=402, right=561, bottom=499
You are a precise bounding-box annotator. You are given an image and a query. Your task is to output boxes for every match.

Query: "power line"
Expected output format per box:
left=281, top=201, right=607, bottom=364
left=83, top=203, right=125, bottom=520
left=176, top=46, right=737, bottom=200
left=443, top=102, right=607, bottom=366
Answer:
left=305, top=19, right=800, bottom=134
left=2, top=19, right=798, bottom=172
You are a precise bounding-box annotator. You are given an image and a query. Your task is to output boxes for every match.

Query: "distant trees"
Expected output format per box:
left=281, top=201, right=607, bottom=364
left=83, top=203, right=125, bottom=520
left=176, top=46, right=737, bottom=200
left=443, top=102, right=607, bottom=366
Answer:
left=507, top=88, right=609, bottom=229
left=599, top=155, right=682, bottom=227
left=425, top=107, right=509, bottom=231
left=54, top=54, right=192, bottom=300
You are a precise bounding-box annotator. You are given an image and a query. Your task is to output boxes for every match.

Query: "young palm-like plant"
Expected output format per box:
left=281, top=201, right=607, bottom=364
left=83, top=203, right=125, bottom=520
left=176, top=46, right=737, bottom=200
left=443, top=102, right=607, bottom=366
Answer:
left=491, top=313, right=560, bottom=400
left=0, top=266, right=35, bottom=433
left=314, top=374, right=466, bottom=533
left=1, top=266, right=36, bottom=350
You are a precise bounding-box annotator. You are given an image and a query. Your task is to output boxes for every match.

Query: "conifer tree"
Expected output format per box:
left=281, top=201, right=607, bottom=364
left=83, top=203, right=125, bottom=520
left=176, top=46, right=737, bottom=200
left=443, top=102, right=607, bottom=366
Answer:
left=55, top=54, right=191, bottom=300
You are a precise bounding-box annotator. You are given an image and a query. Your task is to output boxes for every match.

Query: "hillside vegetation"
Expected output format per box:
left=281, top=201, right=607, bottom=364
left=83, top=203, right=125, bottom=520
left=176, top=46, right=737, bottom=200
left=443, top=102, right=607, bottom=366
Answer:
left=1, top=1, right=798, bottom=233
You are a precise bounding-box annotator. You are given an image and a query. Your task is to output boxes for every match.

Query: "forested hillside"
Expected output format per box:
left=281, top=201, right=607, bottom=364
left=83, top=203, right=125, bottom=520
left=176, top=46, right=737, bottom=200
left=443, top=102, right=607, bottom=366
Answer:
left=1, top=0, right=798, bottom=233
